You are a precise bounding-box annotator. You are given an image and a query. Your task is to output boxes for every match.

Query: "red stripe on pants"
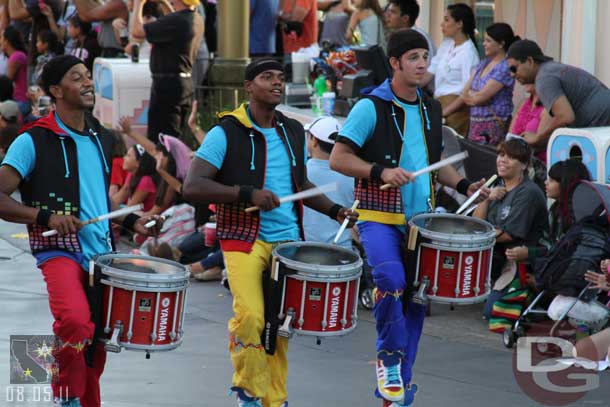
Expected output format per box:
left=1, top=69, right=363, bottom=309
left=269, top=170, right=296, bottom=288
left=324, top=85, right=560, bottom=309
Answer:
left=40, top=257, right=106, bottom=407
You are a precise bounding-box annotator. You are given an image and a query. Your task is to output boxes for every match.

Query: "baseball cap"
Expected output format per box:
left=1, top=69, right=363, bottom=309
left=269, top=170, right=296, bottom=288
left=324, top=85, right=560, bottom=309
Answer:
left=0, top=100, right=19, bottom=121
left=304, top=116, right=340, bottom=144
left=506, top=39, right=553, bottom=63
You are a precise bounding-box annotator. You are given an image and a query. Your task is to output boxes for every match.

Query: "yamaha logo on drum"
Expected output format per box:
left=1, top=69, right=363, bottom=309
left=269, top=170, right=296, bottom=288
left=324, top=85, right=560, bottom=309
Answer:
left=328, top=287, right=342, bottom=329
left=158, top=297, right=171, bottom=341
left=461, top=255, right=474, bottom=296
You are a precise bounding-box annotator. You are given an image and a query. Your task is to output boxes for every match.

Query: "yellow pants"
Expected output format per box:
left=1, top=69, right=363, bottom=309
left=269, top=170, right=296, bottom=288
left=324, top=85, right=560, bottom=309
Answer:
left=224, top=240, right=289, bottom=407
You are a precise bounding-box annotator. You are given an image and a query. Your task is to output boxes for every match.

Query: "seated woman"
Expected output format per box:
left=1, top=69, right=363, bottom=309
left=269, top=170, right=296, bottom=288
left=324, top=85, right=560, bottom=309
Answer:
left=474, top=138, right=549, bottom=281
left=111, top=144, right=159, bottom=213
left=506, top=159, right=591, bottom=265
left=508, top=83, right=550, bottom=164
left=474, top=139, right=548, bottom=321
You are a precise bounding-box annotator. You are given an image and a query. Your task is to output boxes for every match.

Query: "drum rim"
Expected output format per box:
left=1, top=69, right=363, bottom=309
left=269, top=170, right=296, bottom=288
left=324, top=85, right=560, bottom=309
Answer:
left=93, top=253, right=190, bottom=283
left=408, top=213, right=496, bottom=243
left=271, top=241, right=363, bottom=276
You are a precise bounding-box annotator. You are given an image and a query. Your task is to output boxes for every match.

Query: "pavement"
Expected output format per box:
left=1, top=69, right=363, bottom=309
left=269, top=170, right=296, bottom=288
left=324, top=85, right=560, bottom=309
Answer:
left=1, top=214, right=609, bottom=407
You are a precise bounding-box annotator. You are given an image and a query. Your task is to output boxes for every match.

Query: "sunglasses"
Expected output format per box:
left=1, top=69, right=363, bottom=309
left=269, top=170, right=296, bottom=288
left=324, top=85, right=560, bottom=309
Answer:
left=509, top=64, right=518, bottom=74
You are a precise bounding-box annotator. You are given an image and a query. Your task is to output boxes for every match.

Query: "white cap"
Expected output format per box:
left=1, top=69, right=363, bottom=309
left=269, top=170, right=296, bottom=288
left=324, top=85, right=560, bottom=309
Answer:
left=304, top=116, right=340, bottom=144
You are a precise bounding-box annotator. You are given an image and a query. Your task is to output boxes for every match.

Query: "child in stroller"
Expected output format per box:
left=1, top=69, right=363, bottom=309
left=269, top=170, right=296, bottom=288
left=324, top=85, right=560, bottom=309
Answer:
left=501, top=180, right=610, bottom=348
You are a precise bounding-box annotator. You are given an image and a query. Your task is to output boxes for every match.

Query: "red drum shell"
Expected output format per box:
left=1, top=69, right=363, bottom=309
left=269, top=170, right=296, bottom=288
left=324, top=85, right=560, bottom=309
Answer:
left=94, top=254, right=189, bottom=352
left=409, top=213, right=496, bottom=305
left=272, top=242, right=363, bottom=337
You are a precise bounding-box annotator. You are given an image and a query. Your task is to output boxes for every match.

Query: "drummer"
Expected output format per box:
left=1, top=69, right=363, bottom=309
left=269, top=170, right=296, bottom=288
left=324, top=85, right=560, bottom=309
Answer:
left=329, top=29, right=488, bottom=407
left=0, top=55, right=161, bottom=407
left=182, top=59, right=358, bottom=407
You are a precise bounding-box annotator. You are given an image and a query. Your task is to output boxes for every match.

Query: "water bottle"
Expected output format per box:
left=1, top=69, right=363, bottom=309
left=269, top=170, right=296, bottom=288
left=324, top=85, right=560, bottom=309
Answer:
left=321, top=92, right=335, bottom=116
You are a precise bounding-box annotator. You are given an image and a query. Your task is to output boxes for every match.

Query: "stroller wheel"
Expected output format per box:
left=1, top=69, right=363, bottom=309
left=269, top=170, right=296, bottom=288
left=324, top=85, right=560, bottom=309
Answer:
left=360, top=288, right=374, bottom=310
left=503, top=328, right=516, bottom=349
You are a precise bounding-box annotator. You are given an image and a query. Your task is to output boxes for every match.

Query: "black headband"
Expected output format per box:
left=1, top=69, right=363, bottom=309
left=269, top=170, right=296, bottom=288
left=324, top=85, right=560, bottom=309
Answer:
left=245, top=59, right=284, bottom=81
left=40, top=55, right=85, bottom=93
left=387, top=29, right=429, bottom=60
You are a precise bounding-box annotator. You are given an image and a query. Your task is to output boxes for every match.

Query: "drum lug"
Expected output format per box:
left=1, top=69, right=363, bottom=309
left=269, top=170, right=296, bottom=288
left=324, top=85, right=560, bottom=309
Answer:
left=105, top=321, right=124, bottom=353
left=278, top=309, right=295, bottom=339
left=412, top=276, right=430, bottom=306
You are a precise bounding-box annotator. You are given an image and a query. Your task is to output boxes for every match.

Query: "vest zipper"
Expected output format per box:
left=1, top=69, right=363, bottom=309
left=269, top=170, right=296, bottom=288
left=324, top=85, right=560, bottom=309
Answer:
left=278, top=122, right=297, bottom=167
left=91, top=130, right=110, bottom=174
left=59, top=137, right=70, bottom=178
left=249, top=133, right=256, bottom=170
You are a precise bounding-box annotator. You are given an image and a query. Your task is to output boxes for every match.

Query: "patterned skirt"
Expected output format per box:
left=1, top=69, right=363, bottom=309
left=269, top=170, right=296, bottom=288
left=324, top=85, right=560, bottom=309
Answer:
left=468, top=115, right=509, bottom=146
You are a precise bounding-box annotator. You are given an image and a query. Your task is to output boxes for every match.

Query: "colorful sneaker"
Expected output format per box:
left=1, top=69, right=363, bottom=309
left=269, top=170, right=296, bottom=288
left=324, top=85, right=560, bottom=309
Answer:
left=376, top=351, right=404, bottom=402
left=381, top=384, right=418, bottom=406
left=230, top=387, right=263, bottom=407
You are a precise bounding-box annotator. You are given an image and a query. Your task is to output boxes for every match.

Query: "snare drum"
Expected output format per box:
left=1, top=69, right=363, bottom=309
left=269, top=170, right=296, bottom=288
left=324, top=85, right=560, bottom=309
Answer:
left=204, top=222, right=217, bottom=247
left=92, top=254, right=189, bottom=354
left=408, top=213, right=496, bottom=304
left=272, top=242, right=362, bottom=337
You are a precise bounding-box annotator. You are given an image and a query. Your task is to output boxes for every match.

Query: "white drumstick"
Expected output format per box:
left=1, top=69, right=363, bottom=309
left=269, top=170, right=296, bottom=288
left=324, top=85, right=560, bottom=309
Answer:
left=380, top=151, right=469, bottom=191
left=42, top=204, right=143, bottom=237
left=332, top=200, right=359, bottom=245
left=455, top=174, right=498, bottom=215
left=245, top=182, right=338, bottom=213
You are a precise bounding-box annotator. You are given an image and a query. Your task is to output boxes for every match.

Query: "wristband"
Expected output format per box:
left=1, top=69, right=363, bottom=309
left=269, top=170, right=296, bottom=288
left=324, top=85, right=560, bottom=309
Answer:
left=456, top=178, right=473, bottom=196
left=122, top=213, right=141, bottom=232
left=370, top=164, right=384, bottom=181
left=328, top=204, right=342, bottom=221
left=238, top=185, right=254, bottom=203
left=36, top=209, right=53, bottom=227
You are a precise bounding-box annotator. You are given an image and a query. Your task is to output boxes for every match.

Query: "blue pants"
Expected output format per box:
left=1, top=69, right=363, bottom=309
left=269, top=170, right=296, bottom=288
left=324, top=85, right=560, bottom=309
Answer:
left=359, top=221, right=425, bottom=386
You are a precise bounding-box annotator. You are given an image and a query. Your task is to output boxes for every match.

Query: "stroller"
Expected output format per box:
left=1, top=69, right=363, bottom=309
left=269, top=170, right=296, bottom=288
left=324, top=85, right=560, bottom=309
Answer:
left=502, top=181, right=610, bottom=348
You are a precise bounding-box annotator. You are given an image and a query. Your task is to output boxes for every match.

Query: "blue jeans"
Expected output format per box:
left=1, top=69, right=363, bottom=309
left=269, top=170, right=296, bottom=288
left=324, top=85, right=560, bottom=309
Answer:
left=359, top=221, right=425, bottom=386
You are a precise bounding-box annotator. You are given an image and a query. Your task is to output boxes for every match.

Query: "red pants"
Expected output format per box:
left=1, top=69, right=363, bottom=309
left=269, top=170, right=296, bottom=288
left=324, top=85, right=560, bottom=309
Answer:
left=40, top=257, right=106, bottom=407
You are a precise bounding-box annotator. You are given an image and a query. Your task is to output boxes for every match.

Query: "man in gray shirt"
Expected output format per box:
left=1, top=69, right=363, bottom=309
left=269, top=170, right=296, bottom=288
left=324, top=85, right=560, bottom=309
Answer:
left=507, top=40, right=610, bottom=147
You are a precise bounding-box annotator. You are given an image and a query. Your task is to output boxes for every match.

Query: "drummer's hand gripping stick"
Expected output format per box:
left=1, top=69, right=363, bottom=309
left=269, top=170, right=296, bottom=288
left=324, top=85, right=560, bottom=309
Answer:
left=42, top=204, right=143, bottom=237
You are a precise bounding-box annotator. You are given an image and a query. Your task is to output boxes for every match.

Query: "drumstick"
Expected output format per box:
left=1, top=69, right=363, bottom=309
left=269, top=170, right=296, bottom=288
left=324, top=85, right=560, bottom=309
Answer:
left=455, top=174, right=498, bottom=215
left=380, top=151, right=469, bottom=191
left=42, top=204, right=143, bottom=237
left=244, top=182, right=338, bottom=213
left=144, top=214, right=172, bottom=229
left=332, top=200, right=359, bottom=245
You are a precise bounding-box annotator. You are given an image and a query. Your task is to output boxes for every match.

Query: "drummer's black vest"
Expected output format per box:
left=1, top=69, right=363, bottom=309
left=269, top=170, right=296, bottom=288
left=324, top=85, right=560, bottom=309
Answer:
left=213, top=107, right=307, bottom=252
left=18, top=114, right=115, bottom=255
left=345, top=94, right=443, bottom=217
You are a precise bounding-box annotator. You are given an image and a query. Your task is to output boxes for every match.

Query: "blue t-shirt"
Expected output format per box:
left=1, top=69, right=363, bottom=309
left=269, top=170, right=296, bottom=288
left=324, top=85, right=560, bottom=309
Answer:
left=340, top=97, right=432, bottom=220
left=1, top=114, right=112, bottom=269
left=195, top=119, right=307, bottom=243
left=249, top=0, right=278, bottom=54
left=303, top=158, right=354, bottom=248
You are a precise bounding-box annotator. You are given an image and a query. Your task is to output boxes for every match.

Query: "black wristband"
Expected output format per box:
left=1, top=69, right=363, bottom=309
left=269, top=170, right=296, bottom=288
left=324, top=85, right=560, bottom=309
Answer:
left=370, top=164, right=384, bottom=181
left=238, top=185, right=254, bottom=203
left=36, top=209, right=53, bottom=227
left=122, top=213, right=140, bottom=232
left=456, top=178, right=473, bottom=196
left=328, top=204, right=342, bottom=221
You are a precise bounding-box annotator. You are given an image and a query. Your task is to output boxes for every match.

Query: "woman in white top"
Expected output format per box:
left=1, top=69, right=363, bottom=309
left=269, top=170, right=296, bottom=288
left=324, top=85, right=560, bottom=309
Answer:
left=346, top=0, right=385, bottom=47
left=426, top=3, right=479, bottom=136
